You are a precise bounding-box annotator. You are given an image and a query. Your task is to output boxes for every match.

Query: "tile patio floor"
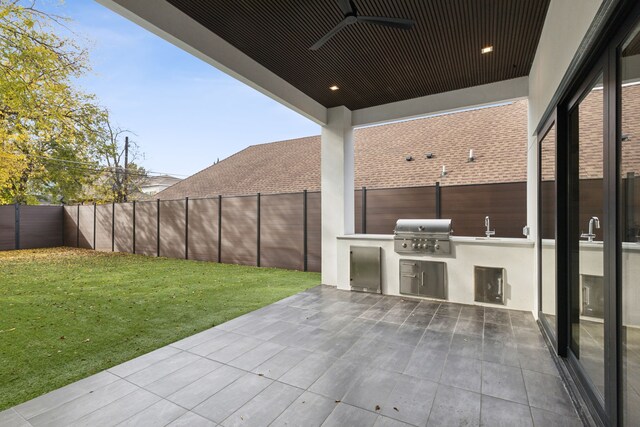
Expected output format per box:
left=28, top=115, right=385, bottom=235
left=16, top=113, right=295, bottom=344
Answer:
left=1, top=286, right=583, bottom=427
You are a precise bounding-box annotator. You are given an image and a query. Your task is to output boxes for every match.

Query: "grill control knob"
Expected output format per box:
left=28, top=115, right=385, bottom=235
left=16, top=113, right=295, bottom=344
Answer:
left=435, top=244, right=440, bottom=250
left=412, top=243, right=417, bottom=248
left=402, top=243, right=407, bottom=248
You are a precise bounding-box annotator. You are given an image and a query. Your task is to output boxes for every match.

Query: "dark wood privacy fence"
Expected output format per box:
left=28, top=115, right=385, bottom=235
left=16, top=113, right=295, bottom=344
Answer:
left=57, top=192, right=323, bottom=272
left=539, top=176, right=640, bottom=242
left=0, top=205, right=63, bottom=250
left=1, top=181, right=536, bottom=270
left=355, top=182, right=528, bottom=237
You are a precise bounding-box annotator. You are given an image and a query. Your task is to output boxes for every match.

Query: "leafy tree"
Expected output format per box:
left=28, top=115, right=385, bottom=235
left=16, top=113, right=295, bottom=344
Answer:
left=0, top=0, right=106, bottom=204
left=91, top=118, right=148, bottom=203
left=0, top=143, right=23, bottom=198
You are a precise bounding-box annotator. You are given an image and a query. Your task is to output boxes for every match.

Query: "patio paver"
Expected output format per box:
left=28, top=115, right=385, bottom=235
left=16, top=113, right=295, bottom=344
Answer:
left=6, top=285, right=583, bottom=426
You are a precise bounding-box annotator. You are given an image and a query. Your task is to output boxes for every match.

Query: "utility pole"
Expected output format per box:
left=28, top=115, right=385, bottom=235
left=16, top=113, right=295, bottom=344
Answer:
left=123, top=136, right=129, bottom=202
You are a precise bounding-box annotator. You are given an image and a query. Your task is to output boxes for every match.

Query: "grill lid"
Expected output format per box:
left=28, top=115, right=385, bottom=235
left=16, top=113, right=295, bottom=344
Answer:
left=394, top=219, right=452, bottom=235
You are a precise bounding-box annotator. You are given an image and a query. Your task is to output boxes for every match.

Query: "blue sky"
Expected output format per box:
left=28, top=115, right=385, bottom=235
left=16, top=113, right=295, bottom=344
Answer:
left=46, top=0, right=320, bottom=177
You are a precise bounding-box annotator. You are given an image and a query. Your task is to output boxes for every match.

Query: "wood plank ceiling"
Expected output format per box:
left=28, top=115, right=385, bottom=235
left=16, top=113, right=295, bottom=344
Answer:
left=166, top=0, right=550, bottom=111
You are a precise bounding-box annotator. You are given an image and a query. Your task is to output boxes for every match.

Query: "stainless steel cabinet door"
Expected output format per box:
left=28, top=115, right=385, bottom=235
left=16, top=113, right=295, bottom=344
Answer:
left=350, top=246, right=381, bottom=293
left=400, top=260, right=446, bottom=299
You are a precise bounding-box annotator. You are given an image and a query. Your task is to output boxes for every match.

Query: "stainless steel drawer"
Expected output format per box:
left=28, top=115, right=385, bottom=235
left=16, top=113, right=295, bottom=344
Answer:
left=400, top=260, right=420, bottom=274
left=400, top=272, right=420, bottom=295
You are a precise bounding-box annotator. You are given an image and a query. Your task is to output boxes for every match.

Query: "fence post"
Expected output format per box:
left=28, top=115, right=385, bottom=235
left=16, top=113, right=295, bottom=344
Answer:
left=14, top=203, right=20, bottom=250
left=157, top=199, right=161, bottom=257
left=76, top=204, right=80, bottom=248
left=111, top=202, right=115, bottom=252
left=132, top=200, right=136, bottom=254
left=185, top=197, right=189, bottom=260
left=361, top=186, right=367, bottom=234
left=256, top=193, right=261, bottom=267
left=218, top=195, right=222, bottom=263
left=62, top=204, right=65, bottom=246
left=303, top=190, right=308, bottom=272
left=93, top=202, right=97, bottom=250
left=435, top=182, right=441, bottom=219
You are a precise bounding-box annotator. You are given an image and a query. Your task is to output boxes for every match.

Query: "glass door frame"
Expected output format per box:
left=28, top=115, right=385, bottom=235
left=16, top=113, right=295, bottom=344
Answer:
left=565, top=60, right=609, bottom=422
left=537, top=112, right=560, bottom=353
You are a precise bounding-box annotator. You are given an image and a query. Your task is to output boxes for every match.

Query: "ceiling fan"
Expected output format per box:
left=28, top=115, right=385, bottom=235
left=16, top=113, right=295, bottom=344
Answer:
left=310, top=0, right=415, bottom=51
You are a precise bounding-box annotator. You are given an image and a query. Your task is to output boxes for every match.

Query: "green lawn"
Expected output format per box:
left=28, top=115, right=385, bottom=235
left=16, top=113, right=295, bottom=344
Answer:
left=0, top=248, right=320, bottom=410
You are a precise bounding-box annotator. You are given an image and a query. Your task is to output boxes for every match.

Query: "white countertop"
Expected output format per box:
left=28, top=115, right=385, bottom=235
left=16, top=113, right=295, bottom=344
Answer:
left=542, top=238, right=640, bottom=252
left=337, top=234, right=534, bottom=247
left=450, top=236, right=534, bottom=246
left=337, top=234, right=392, bottom=241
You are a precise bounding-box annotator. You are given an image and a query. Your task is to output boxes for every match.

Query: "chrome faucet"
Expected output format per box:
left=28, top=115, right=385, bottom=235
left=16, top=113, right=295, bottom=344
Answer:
left=580, top=216, right=600, bottom=242
left=484, top=216, right=495, bottom=238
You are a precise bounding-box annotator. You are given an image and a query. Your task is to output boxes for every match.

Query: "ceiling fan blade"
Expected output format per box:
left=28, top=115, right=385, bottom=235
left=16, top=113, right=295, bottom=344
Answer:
left=357, top=16, right=415, bottom=30
left=310, top=18, right=351, bottom=50
left=337, top=0, right=354, bottom=15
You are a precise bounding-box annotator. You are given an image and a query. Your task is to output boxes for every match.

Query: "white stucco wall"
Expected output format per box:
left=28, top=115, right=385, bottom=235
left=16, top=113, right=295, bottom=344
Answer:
left=528, top=0, right=603, bottom=130
left=337, top=235, right=535, bottom=312
left=540, top=240, right=557, bottom=319
left=542, top=240, right=640, bottom=327
left=621, top=244, right=640, bottom=327
left=321, top=107, right=354, bottom=286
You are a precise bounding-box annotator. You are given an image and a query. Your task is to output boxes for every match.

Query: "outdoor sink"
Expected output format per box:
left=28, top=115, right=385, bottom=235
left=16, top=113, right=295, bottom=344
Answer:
left=475, top=237, right=501, bottom=241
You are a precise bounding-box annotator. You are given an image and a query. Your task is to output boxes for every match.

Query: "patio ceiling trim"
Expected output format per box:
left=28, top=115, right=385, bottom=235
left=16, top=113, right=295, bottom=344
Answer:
left=96, top=0, right=328, bottom=126
left=351, top=76, right=529, bottom=127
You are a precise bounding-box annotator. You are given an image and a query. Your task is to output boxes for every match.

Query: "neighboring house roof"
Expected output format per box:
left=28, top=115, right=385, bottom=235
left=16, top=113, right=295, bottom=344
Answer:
left=158, top=100, right=529, bottom=199
left=141, top=175, right=182, bottom=190
left=135, top=175, right=183, bottom=200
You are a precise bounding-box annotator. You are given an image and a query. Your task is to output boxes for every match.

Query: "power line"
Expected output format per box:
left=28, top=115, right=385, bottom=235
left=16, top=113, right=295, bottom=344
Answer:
left=21, top=153, right=190, bottom=177
left=31, top=157, right=145, bottom=176
left=27, top=157, right=154, bottom=179
left=45, top=164, right=151, bottom=178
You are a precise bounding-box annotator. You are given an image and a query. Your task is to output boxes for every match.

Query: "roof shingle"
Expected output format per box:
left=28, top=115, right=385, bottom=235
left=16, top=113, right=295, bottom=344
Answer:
left=158, top=100, right=529, bottom=199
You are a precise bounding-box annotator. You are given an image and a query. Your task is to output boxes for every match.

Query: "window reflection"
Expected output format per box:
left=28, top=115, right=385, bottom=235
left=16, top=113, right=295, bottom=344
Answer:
left=540, top=124, right=557, bottom=335
left=621, top=24, right=640, bottom=427
left=570, top=73, right=605, bottom=399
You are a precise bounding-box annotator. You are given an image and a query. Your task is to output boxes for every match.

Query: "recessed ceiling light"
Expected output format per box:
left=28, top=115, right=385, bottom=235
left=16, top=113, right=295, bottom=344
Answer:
left=329, top=85, right=339, bottom=91
left=481, top=46, right=494, bottom=54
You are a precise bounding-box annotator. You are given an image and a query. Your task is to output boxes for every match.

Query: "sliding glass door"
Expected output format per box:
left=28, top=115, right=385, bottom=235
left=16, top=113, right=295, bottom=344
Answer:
left=540, top=122, right=558, bottom=340
left=620, top=22, right=640, bottom=427
left=538, top=4, right=640, bottom=425
left=568, top=72, right=606, bottom=402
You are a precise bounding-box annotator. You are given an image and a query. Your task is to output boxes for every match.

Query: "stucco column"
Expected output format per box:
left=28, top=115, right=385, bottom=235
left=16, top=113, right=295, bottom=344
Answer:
left=321, top=106, right=354, bottom=286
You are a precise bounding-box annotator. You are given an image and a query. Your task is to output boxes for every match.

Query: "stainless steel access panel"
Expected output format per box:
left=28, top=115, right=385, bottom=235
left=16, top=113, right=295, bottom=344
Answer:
left=581, top=274, right=604, bottom=319
left=400, top=260, right=447, bottom=299
left=474, top=266, right=505, bottom=305
left=350, top=246, right=382, bottom=293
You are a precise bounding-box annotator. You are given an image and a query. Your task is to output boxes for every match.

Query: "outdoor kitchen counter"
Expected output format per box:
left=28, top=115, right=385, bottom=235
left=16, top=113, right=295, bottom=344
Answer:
left=336, top=234, right=535, bottom=311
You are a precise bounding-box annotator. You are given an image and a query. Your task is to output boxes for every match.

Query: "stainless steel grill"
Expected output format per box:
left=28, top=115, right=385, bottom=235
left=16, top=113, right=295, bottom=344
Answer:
left=394, top=219, right=452, bottom=255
